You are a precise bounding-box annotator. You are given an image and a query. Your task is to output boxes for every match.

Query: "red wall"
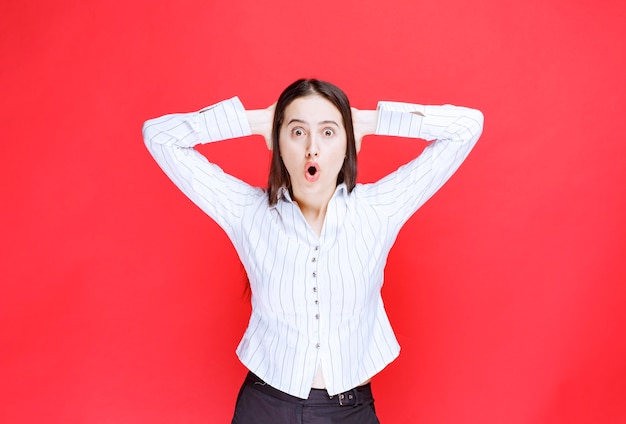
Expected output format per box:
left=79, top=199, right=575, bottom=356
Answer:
left=2, top=0, right=625, bottom=422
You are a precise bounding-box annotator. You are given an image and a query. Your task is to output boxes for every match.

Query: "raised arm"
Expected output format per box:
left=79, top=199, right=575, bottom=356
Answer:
left=142, top=97, right=267, bottom=236
left=359, top=101, right=484, bottom=230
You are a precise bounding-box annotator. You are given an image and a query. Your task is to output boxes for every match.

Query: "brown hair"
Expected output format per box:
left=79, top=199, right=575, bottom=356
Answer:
left=267, top=79, right=357, bottom=205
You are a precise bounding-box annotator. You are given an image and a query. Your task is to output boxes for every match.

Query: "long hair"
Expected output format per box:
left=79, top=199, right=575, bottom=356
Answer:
left=267, top=79, right=358, bottom=205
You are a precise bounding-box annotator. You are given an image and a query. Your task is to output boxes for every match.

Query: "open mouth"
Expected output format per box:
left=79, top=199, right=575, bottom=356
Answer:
left=305, top=162, right=320, bottom=182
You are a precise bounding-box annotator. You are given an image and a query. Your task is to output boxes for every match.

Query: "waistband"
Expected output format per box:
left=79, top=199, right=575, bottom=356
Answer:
left=244, top=372, right=374, bottom=407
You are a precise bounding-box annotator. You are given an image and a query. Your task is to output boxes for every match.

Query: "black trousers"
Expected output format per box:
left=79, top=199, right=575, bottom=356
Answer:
left=231, top=372, right=381, bottom=424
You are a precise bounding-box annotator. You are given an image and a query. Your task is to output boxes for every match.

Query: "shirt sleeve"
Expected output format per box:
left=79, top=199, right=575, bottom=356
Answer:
left=361, top=101, right=484, bottom=231
left=142, top=96, right=263, bottom=237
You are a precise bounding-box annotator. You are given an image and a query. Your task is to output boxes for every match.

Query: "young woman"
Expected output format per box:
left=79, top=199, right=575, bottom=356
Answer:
left=143, top=79, right=484, bottom=423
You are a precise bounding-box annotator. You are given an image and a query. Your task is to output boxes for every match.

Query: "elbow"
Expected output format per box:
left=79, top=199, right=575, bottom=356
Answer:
left=471, top=108, right=484, bottom=129
left=468, top=108, right=484, bottom=139
left=142, top=118, right=157, bottom=149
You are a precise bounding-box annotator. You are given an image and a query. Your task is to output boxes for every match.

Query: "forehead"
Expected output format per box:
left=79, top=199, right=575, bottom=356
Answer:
left=283, top=95, right=343, bottom=125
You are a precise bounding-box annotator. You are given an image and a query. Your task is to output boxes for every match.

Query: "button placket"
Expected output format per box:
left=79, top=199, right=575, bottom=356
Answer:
left=311, top=245, right=320, bottom=349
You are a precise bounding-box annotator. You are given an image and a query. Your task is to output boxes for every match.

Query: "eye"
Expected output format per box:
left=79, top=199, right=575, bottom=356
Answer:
left=291, top=127, right=305, bottom=137
left=323, top=128, right=335, bottom=137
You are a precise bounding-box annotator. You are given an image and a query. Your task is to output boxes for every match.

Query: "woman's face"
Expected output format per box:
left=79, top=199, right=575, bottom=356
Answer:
left=278, top=95, right=347, bottom=202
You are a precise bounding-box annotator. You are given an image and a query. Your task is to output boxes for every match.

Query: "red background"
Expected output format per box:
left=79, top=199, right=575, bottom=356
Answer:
left=2, top=0, right=625, bottom=422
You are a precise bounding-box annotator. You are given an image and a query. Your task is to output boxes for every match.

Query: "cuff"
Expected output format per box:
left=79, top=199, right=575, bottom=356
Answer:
left=198, top=96, right=252, bottom=141
left=375, top=101, right=426, bottom=138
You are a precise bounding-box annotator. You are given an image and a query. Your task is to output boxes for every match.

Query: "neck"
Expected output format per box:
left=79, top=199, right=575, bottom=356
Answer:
left=291, top=186, right=336, bottom=237
left=291, top=185, right=335, bottom=214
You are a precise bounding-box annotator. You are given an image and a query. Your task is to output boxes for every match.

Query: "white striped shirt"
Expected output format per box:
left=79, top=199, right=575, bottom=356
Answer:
left=142, top=97, right=483, bottom=398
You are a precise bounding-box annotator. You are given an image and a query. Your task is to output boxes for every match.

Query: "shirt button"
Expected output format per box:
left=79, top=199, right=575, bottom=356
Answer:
left=315, top=300, right=319, bottom=305
left=312, top=257, right=316, bottom=263
left=314, top=246, right=319, bottom=251
left=312, top=272, right=317, bottom=278
left=315, top=314, right=320, bottom=319
left=315, top=343, right=320, bottom=349
left=313, top=287, right=317, bottom=293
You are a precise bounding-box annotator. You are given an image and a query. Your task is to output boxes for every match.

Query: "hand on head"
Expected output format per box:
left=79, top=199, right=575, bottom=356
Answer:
left=351, top=107, right=378, bottom=153
left=246, top=103, right=276, bottom=150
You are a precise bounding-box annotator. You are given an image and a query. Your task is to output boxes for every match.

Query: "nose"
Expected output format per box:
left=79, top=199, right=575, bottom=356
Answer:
left=306, top=134, right=319, bottom=158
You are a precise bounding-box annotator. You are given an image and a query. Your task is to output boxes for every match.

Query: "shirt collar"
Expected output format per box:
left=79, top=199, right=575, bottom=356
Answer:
left=277, top=183, right=348, bottom=204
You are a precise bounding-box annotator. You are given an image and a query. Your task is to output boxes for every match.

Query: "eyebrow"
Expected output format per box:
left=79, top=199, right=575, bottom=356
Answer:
left=287, top=118, right=340, bottom=127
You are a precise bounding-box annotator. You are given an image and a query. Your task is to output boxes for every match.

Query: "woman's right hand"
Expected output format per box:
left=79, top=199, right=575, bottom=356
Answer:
left=246, top=103, right=276, bottom=150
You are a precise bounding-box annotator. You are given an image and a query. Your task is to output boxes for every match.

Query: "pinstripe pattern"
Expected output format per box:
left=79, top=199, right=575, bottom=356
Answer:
left=143, top=97, right=484, bottom=399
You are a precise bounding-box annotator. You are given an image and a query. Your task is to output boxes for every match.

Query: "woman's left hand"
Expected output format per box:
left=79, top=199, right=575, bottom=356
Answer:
left=351, top=107, right=378, bottom=153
